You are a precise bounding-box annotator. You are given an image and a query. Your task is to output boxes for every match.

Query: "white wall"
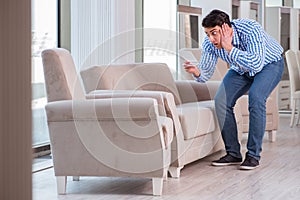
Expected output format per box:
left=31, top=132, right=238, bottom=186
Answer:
left=294, top=0, right=300, bottom=8
left=191, top=0, right=232, bottom=19
left=71, top=0, right=136, bottom=70
left=266, top=0, right=282, bottom=6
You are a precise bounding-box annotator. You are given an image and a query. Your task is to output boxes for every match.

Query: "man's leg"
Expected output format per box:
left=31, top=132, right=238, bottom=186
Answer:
left=214, top=69, right=252, bottom=159
left=246, top=58, right=284, bottom=161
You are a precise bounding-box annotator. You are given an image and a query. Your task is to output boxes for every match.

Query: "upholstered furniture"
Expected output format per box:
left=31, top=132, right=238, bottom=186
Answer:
left=236, top=88, right=279, bottom=141
left=42, top=48, right=174, bottom=196
left=178, top=47, right=279, bottom=142
left=80, top=62, right=225, bottom=178
left=296, top=50, right=300, bottom=67
left=285, top=50, right=300, bottom=127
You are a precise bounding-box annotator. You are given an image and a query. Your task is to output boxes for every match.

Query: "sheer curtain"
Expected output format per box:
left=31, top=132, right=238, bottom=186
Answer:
left=71, top=0, right=136, bottom=71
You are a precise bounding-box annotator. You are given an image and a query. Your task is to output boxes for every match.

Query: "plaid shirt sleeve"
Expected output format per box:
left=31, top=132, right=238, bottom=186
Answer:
left=228, top=20, right=283, bottom=76
left=229, top=24, right=265, bottom=75
left=194, top=38, right=218, bottom=82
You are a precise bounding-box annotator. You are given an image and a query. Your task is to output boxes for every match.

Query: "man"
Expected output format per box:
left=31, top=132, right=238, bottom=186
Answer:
left=184, top=9, right=284, bottom=170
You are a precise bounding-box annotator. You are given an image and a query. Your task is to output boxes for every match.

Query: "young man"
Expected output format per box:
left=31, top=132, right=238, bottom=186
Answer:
left=184, top=9, right=284, bottom=170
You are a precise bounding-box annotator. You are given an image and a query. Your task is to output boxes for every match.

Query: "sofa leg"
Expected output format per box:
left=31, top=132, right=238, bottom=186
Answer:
left=268, top=130, right=276, bottom=142
left=152, top=178, right=163, bottom=196
left=56, top=176, right=67, bottom=194
left=168, top=166, right=183, bottom=178
left=73, top=176, right=80, bottom=181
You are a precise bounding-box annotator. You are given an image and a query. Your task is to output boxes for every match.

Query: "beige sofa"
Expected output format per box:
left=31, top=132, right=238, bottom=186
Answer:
left=42, top=48, right=174, bottom=196
left=80, top=63, right=225, bottom=178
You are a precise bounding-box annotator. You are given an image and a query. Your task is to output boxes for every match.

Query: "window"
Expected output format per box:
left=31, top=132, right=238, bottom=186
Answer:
left=32, top=0, right=58, bottom=147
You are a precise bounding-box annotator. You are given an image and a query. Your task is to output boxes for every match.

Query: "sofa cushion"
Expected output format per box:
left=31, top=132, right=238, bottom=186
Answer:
left=176, top=101, right=216, bottom=140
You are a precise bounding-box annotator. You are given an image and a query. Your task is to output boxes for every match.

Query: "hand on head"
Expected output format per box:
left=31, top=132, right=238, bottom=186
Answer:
left=220, top=23, right=233, bottom=52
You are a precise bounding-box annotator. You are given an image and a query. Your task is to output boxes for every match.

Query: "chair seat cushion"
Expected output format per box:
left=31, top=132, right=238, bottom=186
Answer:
left=176, top=101, right=216, bottom=140
left=238, top=95, right=275, bottom=116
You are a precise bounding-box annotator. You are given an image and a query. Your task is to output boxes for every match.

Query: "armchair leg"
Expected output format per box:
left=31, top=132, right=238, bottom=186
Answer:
left=290, top=99, right=296, bottom=127
left=163, top=169, right=168, bottom=181
left=152, top=178, right=163, bottom=196
left=56, top=176, right=67, bottom=194
left=73, top=176, right=80, bottom=181
left=296, top=107, right=300, bottom=126
left=268, top=130, right=276, bottom=142
left=168, top=166, right=183, bottom=178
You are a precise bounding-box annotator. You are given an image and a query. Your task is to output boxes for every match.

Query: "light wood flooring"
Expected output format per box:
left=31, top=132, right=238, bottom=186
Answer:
left=32, top=114, right=300, bottom=200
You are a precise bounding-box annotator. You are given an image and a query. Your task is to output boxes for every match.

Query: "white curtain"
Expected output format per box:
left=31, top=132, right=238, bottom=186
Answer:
left=71, top=0, right=135, bottom=70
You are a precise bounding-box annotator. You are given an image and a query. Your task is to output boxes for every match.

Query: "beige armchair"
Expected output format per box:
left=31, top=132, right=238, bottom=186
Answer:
left=41, top=48, right=174, bottom=196
left=285, top=50, right=300, bottom=127
left=178, top=48, right=278, bottom=142
left=236, top=88, right=279, bottom=141
left=80, top=63, right=224, bottom=178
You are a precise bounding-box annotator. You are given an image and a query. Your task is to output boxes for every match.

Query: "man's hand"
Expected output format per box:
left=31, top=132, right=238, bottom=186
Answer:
left=183, top=61, right=200, bottom=77
left=220, top=23, right=233, bottom=53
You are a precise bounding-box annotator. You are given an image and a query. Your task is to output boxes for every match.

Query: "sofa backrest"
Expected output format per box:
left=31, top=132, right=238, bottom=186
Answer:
left=42, top=48, right=85, bottom=102
left=80, top=63, right=182, bottom=105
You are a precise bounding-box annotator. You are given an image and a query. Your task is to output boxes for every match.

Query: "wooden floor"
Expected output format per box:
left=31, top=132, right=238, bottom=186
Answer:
left=32, top=114, right=300, bottom=200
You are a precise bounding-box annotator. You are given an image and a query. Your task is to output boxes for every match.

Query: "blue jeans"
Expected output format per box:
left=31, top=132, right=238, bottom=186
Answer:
left=214, top=58, right=284, bottom=160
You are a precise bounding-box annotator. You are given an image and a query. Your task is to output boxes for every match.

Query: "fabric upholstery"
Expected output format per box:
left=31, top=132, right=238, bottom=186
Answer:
left=80, top=63, right=224, bottom=175
left=80, top=63, right=182, bottom=105
left=285, top=50, right=300, bottom=127
left=177, top=101, right=215, bottom=139
left=41, top=48, right=174, bottom=196
left=237, top=88, right=279, bottom=132
left=42, top=48, right=85, bottom=102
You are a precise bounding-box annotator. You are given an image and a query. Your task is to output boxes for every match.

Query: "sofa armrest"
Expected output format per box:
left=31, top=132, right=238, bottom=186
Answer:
left=175, top=80, right=221, bottom=104
left=85, top=89, right=183, bottom=138
left=85, top=90, right=177, bottom=116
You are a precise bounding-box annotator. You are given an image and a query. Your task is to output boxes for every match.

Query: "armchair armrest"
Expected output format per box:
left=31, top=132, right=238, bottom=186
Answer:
left=46, top=98, right=160, bottom=121
left=175, top=80, right=221, bottom=104
left=46, top=98, right=173, bottom=149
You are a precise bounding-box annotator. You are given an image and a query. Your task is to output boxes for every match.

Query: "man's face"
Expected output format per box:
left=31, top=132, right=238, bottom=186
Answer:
left=204, top=25, right=222, bottom=49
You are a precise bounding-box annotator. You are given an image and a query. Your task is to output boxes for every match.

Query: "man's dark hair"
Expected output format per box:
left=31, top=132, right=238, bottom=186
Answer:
left=202, top=9, right=232, bottom=28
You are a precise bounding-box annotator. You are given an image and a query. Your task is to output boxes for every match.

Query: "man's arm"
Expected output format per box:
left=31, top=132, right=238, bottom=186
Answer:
left=229, top=24, right=265, bottom=75
left=195, top=49, right=218, bottom=82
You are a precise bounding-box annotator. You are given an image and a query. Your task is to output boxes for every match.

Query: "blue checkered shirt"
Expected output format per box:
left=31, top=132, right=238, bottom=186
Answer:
left=195, top=18, right=283, bottom=82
